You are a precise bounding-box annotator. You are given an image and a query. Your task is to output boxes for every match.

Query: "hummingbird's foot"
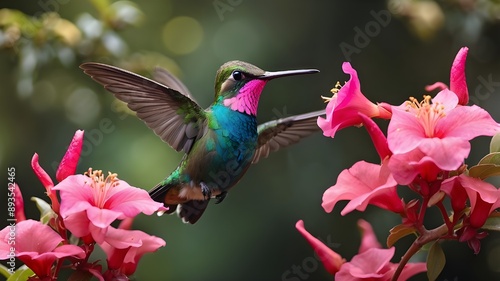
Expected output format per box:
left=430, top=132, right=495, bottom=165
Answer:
left=215, top=191, right=227, bottom=204
left=200, top=182, right=211, bottom=200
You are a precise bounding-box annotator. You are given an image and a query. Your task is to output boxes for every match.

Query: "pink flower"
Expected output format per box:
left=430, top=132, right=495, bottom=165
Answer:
left=318, top=62, right=391, bottom=138
left=295, top=220, right=345, bottom=274
left=101, top=226, right=166, bottom=277
left=31, top=130, right=85, bottom=214
left=0, top=220, right=85, bottom=278
left=387, top=148, right=443, bottom=185
left=53, top=169, right=166, bottom=244
left=442, top=175, right=500, bottom=228
left=450, top=47, right=469, bottom=105
left=387, top=89, right=500, bottom=184
left=335, top=247, right=426, bottom=281
left=426, top=47, right=469, bottom=105
left=442, top=175, right=500, bottom=253
left=358, top=113, right=391, bottom=160
left=357, top=219, right=381, bottom=253
left=345, top=220, right=426, bottom=280
left=322, top=161, right=404, bottom=215
left=32, top=153, right=60, bottom=214
left=11, top=183, right=26, bottom=221
left=56, top=130, right=84, bottom=182
left=296, top=220, right=426, bottom=280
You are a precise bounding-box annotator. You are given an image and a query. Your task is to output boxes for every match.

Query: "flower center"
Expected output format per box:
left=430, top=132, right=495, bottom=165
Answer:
left=405, top=95, right=446, bottom=138
left=84, top=168, right=119, bottom=208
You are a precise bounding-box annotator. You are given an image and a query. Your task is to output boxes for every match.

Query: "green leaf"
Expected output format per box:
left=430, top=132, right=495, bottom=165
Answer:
left=427, top=241, right=446, bottom=281
left=0, top=264, right=12, bottom=278
left=478, top=152, right=500, bottom=165
left=482, top=215, right=500, bottom=232
left=31, top=197, right=56, bottom=224
left=7, top=265, right=35, bottom=281
left=490, top=133, right=500, bottom=153
left=387, top=224, right=417, bottom=248
left=467, top=152, right=500, bottom=179
left=468, top=164, right=500, bottom=180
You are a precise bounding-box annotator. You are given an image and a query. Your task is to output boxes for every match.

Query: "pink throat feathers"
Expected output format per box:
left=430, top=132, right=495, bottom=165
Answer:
left=223, top=79, right=267, bottom=116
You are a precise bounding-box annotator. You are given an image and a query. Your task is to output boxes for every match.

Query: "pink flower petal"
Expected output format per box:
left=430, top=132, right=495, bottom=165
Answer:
left=417, top=137, right=470, bottom=171
left=435, top=104, right=500, bottom=140
left=387, top=106, right=427, bottom=154
left=458, top=175, right=500, bottom=205
left=31, top=153, right=54, bottom=192
left=54, top=175, right=95, bottom=214
left=358, top=219, right=382, bottom=253
left=458, top=175, right=500, bottom=228
left=388, top=149, right=442, bottom=185
left=55, top=173, right=165, bottom=245
left=62, top=211, right=93, bottom=238
left=388, top=89, right=460, bottom=155
left=104, top=182, right=166, bottom=217
left=89, top=223, right=109, bottom=244
left=322, top=161, right=403, bottom=215
left=390, top=262, right=427, bottom=281
left=318, top=62, right=390, bottom=138
left=425, top=81, right=447, bottom=92
left=104, top=227, right=143, bottom=249
left=7, top=220, right=62, bottom=253
left=51, top=244, right=86, bottom=259
left=32, top=154, right=59, bottom=213
left=295, top=220, right=344, bottom=274
left=13, top=183, right=26, bottom=221
left=450, top=47, right=469, bottom=105
left=359, top=113, right=391, bottom=160
left=441, top=176, right=468, bottom=213
left=56, top=130, right=84, bottom=182
left=16, top=253, right=58, bottom=278
left=0, top=220, right=85, bottom=278
left=431, top=89, right=459, bottom=113
left=101, top=227, right=165, bottom=275
left=86, top=207, right=123, bottom=228
left=336, top=247, right=394, bottom=279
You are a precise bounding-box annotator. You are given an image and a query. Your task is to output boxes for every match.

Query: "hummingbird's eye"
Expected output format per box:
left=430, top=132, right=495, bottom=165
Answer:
left=232, top=71, right=244, bottom=81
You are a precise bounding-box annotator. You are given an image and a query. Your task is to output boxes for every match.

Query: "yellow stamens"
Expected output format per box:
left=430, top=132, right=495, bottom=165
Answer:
left=84, top=168, right=119, bottom=208
left=404, top=95, right=446, bottom=138
left=322, top=81, right=343, bottom=103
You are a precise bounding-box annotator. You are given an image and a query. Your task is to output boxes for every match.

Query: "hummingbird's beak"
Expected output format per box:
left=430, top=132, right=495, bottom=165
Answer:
left=258, top=69, right=319, bottom=80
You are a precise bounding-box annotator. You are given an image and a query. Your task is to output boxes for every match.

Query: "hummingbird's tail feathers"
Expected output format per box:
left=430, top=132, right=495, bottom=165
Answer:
left=149, top=181, right=209, bottom=224
left=178, top=200, right=209, bottom=224
left=148, top=181, right=170, bottom=202
left=149, top=183, right=178, bottom=215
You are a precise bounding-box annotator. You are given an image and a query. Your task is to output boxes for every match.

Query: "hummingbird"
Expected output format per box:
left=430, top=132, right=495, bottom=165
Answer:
left=80, top=60, right=324, bottom=224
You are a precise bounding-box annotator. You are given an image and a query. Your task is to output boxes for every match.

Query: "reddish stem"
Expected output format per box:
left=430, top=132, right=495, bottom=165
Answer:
left=391, top=224, right=449, bottom=281
left=417, top=196, right=429, bottom=231
left=436, top=201, right=454, bottom=236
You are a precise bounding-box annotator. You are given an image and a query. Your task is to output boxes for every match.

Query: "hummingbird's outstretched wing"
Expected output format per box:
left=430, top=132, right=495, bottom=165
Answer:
left=80, top=62, right=206, bottom=153
left=152, top=66, right=195, bottom=102
left=252, top=109, right=325, bottom=164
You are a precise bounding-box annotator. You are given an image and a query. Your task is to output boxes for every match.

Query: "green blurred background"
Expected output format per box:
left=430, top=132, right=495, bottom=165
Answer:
left=2, top=0, right=500, bottom=280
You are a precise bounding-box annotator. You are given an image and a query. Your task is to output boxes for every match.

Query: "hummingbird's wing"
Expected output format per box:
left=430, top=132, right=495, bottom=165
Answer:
left=252, top=109, right=325, bottom=164
left=80, top=62, right=206, bottom=153
left=152, top=66, right=196, bottom=102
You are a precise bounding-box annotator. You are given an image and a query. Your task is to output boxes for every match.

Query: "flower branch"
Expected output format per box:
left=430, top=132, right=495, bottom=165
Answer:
left=297, top=47, right=500, bottom=280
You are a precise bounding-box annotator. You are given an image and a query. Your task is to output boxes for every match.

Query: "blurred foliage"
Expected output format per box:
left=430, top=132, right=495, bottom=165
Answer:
left=2, top=0, right=500, bottom=280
